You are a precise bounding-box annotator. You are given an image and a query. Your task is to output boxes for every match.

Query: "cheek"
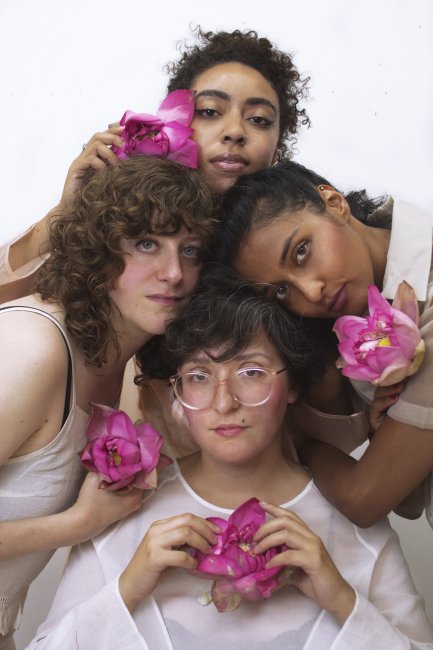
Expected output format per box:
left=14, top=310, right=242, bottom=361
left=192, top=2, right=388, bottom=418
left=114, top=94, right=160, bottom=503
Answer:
left=115, top=263, right=150, bottom=293
left=183, top=264, right=201, bottom=291
left=182, top=409, right=206, bottom=440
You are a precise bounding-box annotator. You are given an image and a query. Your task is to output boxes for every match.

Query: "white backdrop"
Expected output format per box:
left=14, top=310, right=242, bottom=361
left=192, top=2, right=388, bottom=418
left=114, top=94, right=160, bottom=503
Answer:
left=1, top=1, right=432, bottom=647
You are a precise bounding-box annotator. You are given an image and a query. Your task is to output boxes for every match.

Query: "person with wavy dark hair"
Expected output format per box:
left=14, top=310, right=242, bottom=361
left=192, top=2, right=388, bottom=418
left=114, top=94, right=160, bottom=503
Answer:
left=212, top=159, right=433, bottom=532
left=0, top=156, right=215, bottom=649
left=25, top=267, right=433, bottom=649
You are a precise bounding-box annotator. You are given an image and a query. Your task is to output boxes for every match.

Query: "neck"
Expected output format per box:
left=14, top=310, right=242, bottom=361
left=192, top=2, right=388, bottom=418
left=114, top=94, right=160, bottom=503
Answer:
left=178, top=437, right=310, bottom=509
left=351, top=217, right=391, bottom=288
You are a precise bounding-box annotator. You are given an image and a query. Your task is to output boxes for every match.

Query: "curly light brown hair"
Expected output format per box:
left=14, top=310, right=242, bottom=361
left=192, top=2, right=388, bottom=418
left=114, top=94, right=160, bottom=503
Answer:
left=37, top=156, right=216, bottom=366
left=166, top=27, right=310, bottom=158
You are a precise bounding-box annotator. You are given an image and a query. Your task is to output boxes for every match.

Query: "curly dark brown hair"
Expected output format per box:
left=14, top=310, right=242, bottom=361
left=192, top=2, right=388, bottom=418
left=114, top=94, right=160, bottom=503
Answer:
left=37, top=156, right=217, bottom=367
left=166, top=27, right=310, bottom=158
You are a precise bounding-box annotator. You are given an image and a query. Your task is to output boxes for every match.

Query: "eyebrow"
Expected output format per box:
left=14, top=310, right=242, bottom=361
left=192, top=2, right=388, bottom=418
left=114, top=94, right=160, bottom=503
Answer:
left=183, top=351, right=274, bottom=366
left=195, top=90, right=277, bottom=115
left=279, top=228, right=300, bottom=266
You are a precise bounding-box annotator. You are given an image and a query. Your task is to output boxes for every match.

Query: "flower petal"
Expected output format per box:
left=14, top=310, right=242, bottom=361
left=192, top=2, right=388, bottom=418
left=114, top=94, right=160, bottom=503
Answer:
left=228, top=497, right=265, bottom=534
left=157, top=89, right=195, bottom=125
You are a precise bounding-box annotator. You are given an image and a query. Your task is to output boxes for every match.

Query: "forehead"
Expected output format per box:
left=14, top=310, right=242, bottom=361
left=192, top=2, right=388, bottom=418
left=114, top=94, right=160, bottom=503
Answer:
left=180, top=329, right=284, bottom=367
left=191, top=62, right=279, bottom=108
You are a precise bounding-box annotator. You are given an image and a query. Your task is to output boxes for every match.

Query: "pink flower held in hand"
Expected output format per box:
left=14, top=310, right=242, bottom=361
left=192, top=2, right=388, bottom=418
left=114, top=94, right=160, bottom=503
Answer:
left=112, top=89, right=198, bottom=168
left=80, top=404, right=171, bottom=491
left=334, top=281, right=425, bottom=386
left=187, top=498, right=292, bottom=612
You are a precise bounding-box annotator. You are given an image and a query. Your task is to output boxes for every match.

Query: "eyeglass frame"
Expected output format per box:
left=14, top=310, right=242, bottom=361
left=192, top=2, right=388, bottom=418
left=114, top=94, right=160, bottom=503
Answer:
left=169, top=366, right=288, bottom=411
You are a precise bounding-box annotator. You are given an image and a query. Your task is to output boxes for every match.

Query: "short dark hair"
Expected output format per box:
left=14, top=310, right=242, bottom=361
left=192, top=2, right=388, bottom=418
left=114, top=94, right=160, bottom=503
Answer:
left=212, top=159, right=388, bottom=267
left=38, top=156, right=216, bottom=366
left=136, top=265, right=326, bottom=396
left=166, top=27, right=310, bottom=158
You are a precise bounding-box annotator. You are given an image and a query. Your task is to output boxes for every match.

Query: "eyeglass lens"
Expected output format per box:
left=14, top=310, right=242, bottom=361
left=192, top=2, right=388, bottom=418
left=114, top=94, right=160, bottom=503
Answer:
left=175, top=368, right=276, bottom=408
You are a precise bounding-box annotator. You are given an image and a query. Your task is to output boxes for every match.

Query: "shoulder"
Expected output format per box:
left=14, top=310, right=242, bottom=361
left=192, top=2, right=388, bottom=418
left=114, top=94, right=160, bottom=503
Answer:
left=0, top=300, right=69, bottom=397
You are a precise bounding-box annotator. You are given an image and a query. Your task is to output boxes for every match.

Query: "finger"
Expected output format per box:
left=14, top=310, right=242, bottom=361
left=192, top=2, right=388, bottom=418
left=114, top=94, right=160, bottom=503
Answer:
left=81, top=132, right=124, bottom=155
left=152, top=513, right=219, bottom=546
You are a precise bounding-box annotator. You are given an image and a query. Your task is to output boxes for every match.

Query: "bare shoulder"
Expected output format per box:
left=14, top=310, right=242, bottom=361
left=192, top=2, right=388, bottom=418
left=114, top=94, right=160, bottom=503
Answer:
left=0, top=297, right=70, bottom=461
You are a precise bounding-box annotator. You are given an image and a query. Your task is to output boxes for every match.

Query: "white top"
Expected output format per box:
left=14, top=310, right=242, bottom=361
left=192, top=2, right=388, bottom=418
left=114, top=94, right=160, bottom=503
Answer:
left=0, top=307, right=87, bottom=636
left=351, top=199, right=433, bottom=527
left=28, top=462, right=433, bottom=650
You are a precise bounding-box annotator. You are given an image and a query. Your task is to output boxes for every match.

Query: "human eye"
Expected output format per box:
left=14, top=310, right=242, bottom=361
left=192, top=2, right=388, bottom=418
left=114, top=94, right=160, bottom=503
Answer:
left=294, top=240, right=309, bottom=265
left=194, top=107, right=219, bottom=119
left=274, top=283, right=289, bottom=301
left=182, top=244, right=203, bottom=263
left=238, top=367, right=265, bottom=379
left=185, top=371, right=211, bottom=385
left=135, top=238, right=157, bottom=253
left=248, top=115, right=273, bottom=127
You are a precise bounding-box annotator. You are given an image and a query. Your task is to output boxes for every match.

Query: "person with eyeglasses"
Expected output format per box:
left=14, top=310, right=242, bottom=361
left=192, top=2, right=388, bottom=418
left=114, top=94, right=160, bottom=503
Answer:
left=28, top=267, right=433, bottom=649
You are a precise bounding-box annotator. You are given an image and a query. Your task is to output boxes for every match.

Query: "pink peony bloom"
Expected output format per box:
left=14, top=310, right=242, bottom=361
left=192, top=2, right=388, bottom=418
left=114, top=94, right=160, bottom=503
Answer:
left=112, top=89, right=198, bottom=168
left=81, top=404, right=171, bottom=490
left=334, top=281, right=425, bottom=386
left=187, top=498, right=292, bottom=612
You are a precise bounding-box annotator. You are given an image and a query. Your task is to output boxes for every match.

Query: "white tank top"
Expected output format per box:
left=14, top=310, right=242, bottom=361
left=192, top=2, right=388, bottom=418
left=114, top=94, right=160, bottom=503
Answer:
left=0, top=306, right=88, bottom=637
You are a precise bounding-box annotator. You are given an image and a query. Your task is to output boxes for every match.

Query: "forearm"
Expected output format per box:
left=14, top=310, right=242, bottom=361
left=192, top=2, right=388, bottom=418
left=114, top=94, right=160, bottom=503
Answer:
left=8, top=207, right=58, bottom=272
left=393, top=480, right=425, bottom=520
left=0, top=506, right=96, bottom=560
left=298, top=439, right=373, bottom=525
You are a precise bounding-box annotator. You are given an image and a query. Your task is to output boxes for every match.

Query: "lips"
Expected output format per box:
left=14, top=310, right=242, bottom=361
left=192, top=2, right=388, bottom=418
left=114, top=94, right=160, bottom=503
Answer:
left=213, top=424, right=247, bottom=438
left=147, top=294, right=185, bottom=306
left=328, top=286, right=347, bottom=313
left=209, top=152, right=249, bottom=173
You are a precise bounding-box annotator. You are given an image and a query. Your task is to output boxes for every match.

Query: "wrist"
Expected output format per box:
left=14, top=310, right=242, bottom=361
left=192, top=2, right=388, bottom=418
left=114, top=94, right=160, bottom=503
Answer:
left=118, top=570, right=142, bottom=612
left=329, top=583, right=357, bottom=625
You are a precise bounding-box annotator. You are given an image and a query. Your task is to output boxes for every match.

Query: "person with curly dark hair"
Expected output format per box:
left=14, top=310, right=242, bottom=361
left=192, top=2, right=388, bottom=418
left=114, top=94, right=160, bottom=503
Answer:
left=0, top=155, right=215, bottom=650
left=0, top=26, right=309, bottom=300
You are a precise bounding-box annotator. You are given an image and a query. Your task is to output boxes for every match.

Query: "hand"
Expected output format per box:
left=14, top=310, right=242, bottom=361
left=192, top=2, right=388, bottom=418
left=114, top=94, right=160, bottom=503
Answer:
left=59, top=126, right=124, bottom=208
left=368, top=381, right=406, bottom=435
left=253, top=503, right=356, bottom=624
left=119, top=513, right=219, bottom=611
left=69, top=472, right=143, bottom=540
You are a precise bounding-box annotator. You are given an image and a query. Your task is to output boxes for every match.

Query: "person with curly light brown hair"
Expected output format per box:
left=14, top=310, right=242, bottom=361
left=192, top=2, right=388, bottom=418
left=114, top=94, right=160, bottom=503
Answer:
left=0, top=155, right=215, bottom=650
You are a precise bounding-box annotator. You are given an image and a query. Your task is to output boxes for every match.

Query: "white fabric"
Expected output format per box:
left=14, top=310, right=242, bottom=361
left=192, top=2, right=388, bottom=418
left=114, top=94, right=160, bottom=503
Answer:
left=0, top=307, right=87, bottom=638
left=381, top=200, right=432, bottom=301
left=28, top=462, right=433, bottom=650
left=0, top=228, right=47, bottom=302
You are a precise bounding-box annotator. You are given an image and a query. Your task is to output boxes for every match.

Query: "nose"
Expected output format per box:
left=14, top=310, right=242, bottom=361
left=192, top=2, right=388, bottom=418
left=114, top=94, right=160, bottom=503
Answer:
left=294, top=276, right=325, bottom=305
left=158, top=251, right=183, bottom=285
left=213, top=380, right=240, bottom=414
left=221, top=112, right=247, bottom=145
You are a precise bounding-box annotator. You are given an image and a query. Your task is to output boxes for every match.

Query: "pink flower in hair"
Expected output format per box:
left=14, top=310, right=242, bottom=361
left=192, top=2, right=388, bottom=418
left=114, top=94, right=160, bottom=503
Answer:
left=112, top=90, right=198, bottom=168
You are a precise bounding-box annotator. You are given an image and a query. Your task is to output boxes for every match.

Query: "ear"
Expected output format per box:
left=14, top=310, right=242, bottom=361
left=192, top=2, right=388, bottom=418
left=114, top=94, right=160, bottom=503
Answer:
left=317, top=184, right=351, bottom=224
left=286, top=385, right=300, bottom=405
left=271, top=147, right=282, bottom=167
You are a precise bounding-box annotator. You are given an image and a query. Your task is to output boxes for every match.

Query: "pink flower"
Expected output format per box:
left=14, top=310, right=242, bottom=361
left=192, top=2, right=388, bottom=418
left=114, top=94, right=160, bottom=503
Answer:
left=80, top=404, right=171, bottom=490
left=334, top=281, right=425, bottom=386
left=112, top=89, right=198, bottom=168
left=187, top=498, right=292, bottom=612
